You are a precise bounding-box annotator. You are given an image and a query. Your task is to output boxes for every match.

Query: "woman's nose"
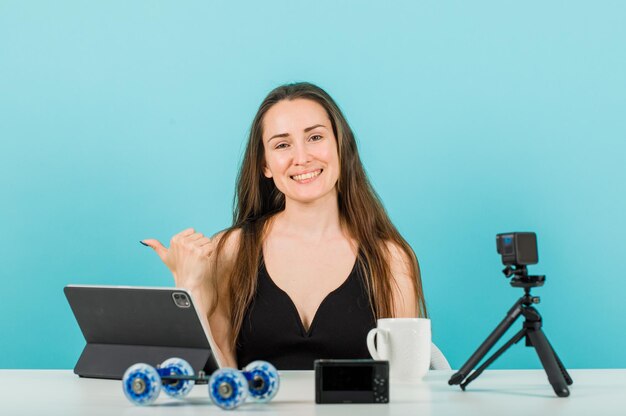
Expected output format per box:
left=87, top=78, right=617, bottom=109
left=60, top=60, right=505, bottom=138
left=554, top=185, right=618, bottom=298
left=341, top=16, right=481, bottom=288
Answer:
left=292, top=142, right=311, bottom=165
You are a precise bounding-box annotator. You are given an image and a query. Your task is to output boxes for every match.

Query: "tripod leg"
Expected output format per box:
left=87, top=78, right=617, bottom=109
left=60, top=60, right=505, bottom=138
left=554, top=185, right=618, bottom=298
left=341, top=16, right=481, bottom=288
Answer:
left=544, top=336, right=573, bottom=386
left=460, top=329, right=526, bottom=390
left=526, top=328, right=570, bottom=397
left=449, top=298, right=524, bottom=386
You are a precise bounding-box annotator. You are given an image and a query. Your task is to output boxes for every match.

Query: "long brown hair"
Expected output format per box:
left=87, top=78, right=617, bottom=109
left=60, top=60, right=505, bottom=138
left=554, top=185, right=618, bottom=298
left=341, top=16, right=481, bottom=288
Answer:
left=214, top=82, right=427, bottom=348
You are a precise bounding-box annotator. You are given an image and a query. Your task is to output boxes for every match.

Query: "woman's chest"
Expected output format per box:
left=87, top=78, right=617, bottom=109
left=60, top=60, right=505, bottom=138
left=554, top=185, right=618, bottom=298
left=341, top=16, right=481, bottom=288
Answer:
left=262, top=239, right=358, bottom=328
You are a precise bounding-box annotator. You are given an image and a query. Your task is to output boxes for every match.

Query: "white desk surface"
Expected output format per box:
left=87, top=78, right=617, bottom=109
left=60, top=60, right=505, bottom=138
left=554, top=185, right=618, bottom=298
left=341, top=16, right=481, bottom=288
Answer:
left=1, top=369, right=625, bottom=415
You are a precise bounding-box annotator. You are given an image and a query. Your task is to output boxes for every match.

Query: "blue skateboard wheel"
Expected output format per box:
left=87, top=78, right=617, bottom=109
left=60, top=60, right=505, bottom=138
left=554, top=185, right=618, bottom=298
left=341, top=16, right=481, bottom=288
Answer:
left=243, top=360, right=280, bottom=402
left=208, top=368, right=248, bottom=410
left=122, top=363, right=161, bottom=405
left=160, top=357, right=195, bottom=399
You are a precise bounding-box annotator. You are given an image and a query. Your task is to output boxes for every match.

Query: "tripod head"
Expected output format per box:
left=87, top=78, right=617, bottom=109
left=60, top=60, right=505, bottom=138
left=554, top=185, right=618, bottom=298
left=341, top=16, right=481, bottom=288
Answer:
left=503, top=264, right=545, bottom=289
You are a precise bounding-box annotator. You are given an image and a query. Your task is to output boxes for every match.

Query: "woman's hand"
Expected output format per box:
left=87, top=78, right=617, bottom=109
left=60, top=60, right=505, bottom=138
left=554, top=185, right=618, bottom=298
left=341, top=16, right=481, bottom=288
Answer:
left=141, top=228, right=216, bottom=290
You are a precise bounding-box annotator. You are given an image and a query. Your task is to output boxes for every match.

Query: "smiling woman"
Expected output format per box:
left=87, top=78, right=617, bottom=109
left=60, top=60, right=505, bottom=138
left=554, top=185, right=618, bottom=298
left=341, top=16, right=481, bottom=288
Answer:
left=142, top=82, right=427, bottom=370
left=262, top=99, right=340, bottom=205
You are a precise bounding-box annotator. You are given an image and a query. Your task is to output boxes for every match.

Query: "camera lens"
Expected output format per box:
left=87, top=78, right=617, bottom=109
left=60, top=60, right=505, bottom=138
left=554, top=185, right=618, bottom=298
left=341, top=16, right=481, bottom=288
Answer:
left=173, top=292, right=190, bottom=308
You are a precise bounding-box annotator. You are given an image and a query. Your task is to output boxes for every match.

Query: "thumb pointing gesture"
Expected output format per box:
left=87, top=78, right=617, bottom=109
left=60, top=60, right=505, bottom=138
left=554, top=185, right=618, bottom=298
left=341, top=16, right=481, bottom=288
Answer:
left=141, top=228, right=214, bottom=289
left=141, top=239, right=169, bottom=263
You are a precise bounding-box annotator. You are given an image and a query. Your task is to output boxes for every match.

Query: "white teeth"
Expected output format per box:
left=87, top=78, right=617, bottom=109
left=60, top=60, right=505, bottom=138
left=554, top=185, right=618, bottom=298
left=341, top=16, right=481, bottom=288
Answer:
left=291, top=169, right=322, bottom=181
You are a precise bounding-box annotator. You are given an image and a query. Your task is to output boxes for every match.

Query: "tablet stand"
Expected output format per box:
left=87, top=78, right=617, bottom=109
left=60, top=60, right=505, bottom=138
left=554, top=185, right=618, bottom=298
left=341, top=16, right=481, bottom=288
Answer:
left=75, top=343, right=218, bottom=380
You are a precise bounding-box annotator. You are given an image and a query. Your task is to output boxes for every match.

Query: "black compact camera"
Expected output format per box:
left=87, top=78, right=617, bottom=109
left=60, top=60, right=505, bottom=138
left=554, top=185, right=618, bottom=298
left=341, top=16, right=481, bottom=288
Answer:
left=496, top=232, right=538, bottom=266
left=315, top=359, right=389, bottom=404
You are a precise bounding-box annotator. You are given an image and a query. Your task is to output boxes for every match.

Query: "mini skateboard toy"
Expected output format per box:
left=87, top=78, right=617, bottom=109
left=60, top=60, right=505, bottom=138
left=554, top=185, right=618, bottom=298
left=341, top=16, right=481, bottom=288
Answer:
left=122, top=358, right=280, bottom=410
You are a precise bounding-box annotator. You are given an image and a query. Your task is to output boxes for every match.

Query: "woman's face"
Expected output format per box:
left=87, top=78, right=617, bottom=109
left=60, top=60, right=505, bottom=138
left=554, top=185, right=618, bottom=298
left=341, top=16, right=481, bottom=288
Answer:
left=262, top=98, right=340, bottom=205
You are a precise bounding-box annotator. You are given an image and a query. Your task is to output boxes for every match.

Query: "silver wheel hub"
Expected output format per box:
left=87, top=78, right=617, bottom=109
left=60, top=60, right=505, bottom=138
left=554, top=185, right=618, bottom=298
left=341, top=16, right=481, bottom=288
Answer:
left=218, top=382, right=233, bottom=398
left=132, top=378, right=146, bottom=394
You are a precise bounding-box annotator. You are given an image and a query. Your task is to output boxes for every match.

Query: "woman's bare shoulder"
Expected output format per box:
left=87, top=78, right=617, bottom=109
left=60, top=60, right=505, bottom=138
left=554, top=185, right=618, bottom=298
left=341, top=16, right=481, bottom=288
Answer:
left=383, top=240, right=417, bottom=267
left=213, top=227, right=242, bottom=251
left=211, top=227, right=243, bottom=267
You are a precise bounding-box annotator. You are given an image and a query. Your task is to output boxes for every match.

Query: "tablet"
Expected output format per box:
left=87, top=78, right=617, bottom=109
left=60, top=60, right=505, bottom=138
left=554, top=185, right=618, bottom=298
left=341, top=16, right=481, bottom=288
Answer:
left=64, top=285, right=221, bottom=379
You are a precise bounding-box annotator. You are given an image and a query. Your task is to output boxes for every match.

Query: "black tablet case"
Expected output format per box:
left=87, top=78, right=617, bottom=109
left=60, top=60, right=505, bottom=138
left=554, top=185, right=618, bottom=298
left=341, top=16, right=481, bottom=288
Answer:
left=64, top=285, right=220, bottom=379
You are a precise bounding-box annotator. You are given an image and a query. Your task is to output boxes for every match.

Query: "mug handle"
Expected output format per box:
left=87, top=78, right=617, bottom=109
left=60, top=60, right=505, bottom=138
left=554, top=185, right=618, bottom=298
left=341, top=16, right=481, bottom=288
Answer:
left=366, top=328, right=386, bottom=360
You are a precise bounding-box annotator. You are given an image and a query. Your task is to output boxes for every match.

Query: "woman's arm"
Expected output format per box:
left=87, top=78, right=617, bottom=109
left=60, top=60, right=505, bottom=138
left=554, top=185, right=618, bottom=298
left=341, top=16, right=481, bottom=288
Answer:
left=186, top=283, right=233, bottom=367
left=142, top=227, right=241, bottom=368
left=206, top=229, right=241, bottom=368
left=386, top=241, right=420, bottom=318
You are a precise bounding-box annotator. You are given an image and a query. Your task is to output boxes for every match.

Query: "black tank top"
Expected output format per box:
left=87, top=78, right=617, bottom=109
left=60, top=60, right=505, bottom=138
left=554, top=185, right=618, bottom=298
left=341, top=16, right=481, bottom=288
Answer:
left=236, top=254, right=376, bottom=370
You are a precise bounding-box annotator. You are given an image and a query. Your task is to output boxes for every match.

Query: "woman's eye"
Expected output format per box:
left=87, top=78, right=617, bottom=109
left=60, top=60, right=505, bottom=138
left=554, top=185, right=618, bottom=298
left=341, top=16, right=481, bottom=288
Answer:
left=310, top=134, right=323, bottom=141
left=275, top=143, right=289, bottom=149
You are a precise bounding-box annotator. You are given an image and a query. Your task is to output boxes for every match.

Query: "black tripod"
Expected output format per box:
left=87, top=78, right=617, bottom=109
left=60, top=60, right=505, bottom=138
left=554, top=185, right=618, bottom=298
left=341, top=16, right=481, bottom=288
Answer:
left=448, top=266, right=573, bottom=397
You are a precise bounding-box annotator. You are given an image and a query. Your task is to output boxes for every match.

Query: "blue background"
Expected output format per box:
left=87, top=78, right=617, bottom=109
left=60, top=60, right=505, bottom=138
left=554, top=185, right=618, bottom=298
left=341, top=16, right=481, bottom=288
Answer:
left=1, top=1, right=624, bottom=369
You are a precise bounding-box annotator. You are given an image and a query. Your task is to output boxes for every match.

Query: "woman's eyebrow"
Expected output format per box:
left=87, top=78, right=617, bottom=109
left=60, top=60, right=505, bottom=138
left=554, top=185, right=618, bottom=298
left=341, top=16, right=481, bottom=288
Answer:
left=267, top=124, right=327, bottom=143
left=304, top=123, right=326, bottom=133
left=267, top=132, right=289, bottom=143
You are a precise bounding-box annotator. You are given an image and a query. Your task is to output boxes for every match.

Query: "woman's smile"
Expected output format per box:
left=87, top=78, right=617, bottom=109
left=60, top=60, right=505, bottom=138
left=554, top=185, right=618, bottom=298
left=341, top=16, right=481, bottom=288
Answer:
left=291, top=169, right=323, bottom=183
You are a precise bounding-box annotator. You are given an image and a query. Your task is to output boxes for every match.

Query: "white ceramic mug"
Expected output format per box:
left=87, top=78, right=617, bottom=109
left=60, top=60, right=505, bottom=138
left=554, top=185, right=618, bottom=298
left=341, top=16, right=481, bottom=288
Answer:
left=366, top=318, right=431, bottom=383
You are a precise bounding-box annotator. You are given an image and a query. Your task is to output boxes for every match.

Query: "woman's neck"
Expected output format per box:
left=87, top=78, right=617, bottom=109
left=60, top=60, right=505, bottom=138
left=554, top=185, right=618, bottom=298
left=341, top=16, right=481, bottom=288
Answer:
left=272, top=190, right=344, bottom=243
